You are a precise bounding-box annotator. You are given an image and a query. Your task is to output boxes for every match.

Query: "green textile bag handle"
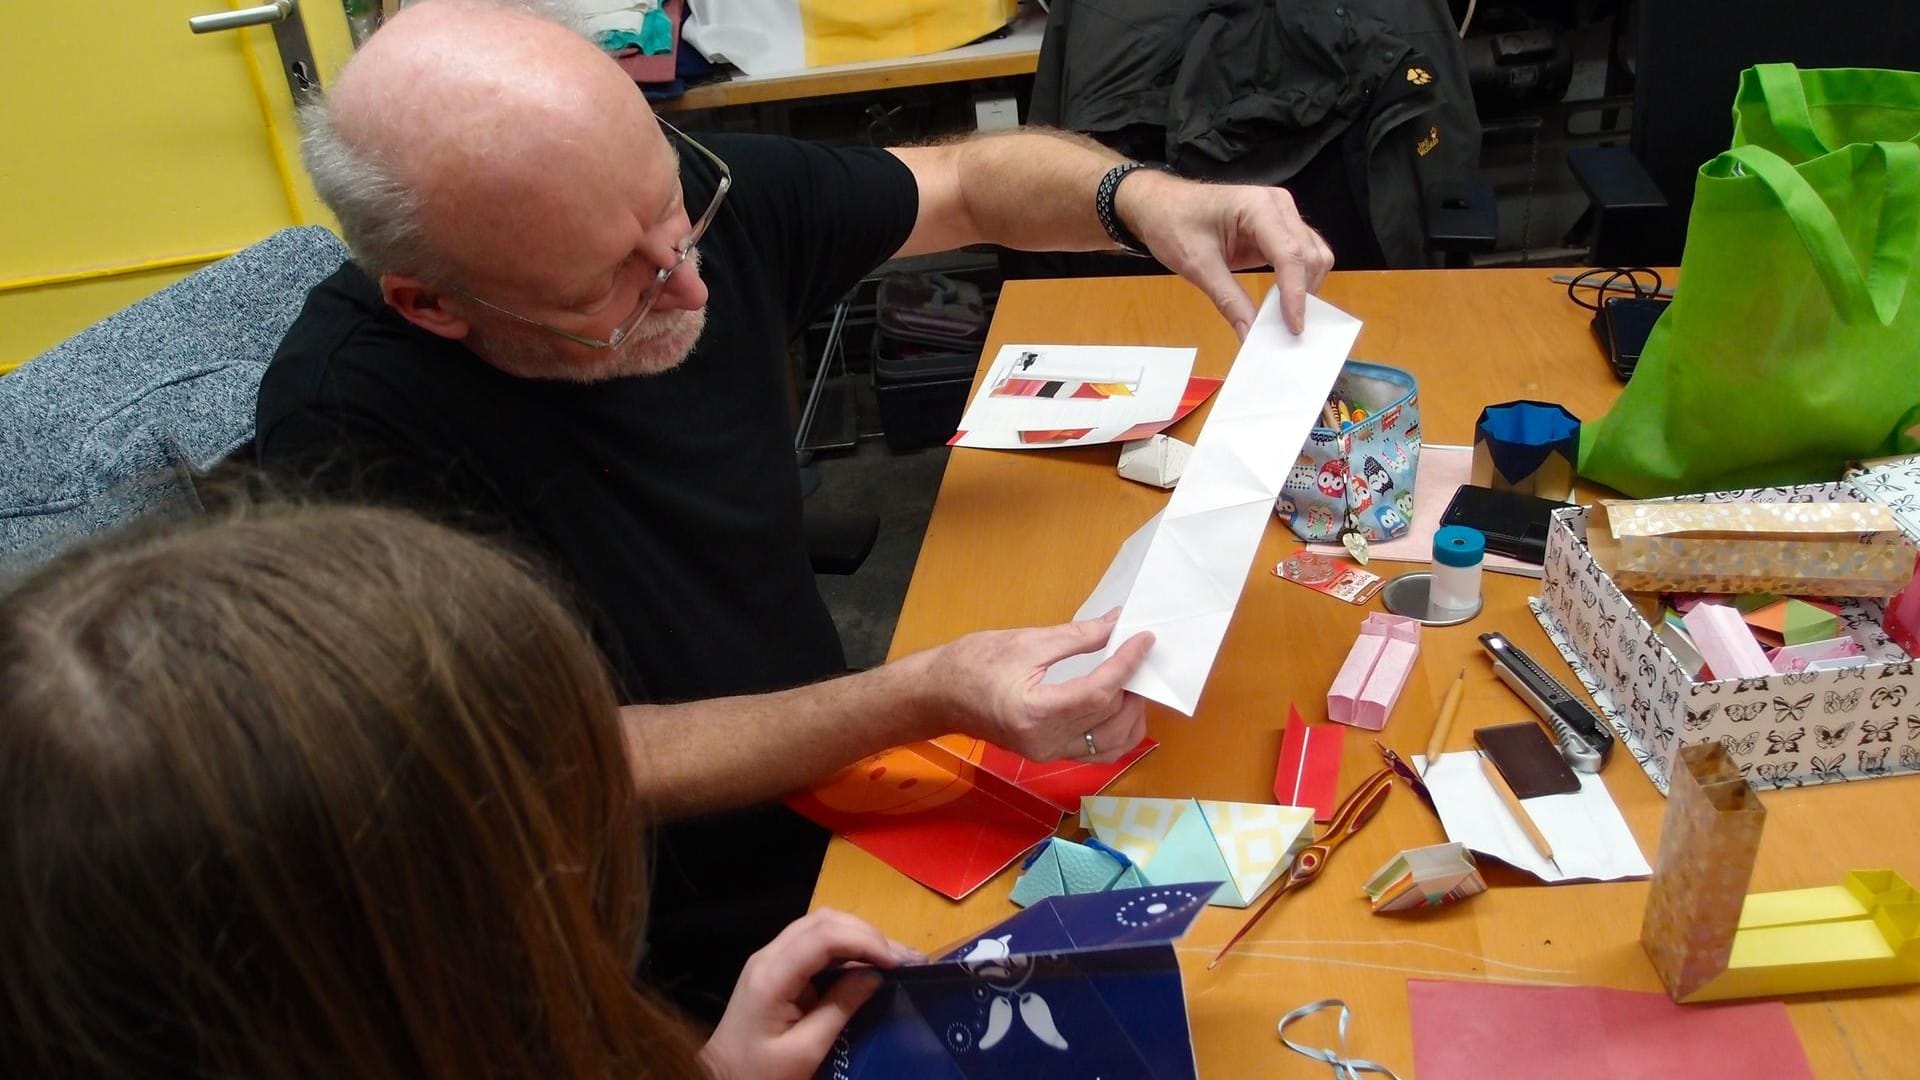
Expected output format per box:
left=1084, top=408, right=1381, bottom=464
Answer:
left=1722, top=140, right=1920, bottom=327
left=1736, top=63, right=1920, bottom=161
left=1752, top=62, right=1835, bottom=158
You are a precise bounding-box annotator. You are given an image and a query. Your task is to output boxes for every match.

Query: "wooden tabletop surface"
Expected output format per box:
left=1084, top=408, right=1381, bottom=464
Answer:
left=809, top=269, right=1916, bottom=1077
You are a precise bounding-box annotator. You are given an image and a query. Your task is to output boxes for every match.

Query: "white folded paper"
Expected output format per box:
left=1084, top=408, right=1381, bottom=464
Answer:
left=1117, top=434, right=1193, bottom=489
left=951, top=344, right=1196, bottom=450
left=1045, top=290, right=1363, bottom=715
left=1415, top=752, right=1652, bottom=883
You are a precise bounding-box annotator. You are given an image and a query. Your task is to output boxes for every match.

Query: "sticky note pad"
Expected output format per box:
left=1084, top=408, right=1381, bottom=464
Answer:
left=1474, top=721, right=1579, bottom=798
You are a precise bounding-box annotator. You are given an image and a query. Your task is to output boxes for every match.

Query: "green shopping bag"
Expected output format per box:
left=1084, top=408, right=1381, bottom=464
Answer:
left=1580, top=64, right=1920, bottom=498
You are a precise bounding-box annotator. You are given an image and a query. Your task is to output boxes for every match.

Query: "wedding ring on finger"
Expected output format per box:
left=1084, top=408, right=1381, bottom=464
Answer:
left=1084, top=731, right=1099, bottom=758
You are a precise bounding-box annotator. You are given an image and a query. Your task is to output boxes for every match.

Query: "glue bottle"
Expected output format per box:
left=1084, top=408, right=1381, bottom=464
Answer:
left=1430, top=525, right=1486, bottom=615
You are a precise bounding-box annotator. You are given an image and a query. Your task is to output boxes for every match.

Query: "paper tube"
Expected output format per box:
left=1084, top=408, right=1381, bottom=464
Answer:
left=1641, top=743, right=1767, bottom=1002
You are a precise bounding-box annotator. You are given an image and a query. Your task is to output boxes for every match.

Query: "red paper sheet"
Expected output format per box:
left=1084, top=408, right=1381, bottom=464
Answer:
left=1407, top=979, right=1814, bottom=1080
left=788, top=736, right=1156, bottom=899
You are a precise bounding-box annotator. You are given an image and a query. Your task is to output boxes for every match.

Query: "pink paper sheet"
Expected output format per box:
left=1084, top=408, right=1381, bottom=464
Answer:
left=1407, top=979, right=1813, bottom=1080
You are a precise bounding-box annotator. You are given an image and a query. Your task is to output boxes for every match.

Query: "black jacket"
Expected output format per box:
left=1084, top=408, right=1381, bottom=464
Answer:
left=1030, top=0, right=1480, bottom=267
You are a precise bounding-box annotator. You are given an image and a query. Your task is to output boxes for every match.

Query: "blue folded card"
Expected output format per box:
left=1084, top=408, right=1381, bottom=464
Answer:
left=822, top=883, right=1216, bottom=1079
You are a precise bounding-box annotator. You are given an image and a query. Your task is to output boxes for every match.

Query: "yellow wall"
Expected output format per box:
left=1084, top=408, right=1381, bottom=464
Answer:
left=0, top=2, right=354, bottom=373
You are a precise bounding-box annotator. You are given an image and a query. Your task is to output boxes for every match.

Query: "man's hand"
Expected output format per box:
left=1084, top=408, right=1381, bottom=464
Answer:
left=1116, top=170, right=1335, bottom=338
left=701, top=909, right=922, bottom=1080
left=926, top=610, right=1155, bottom=763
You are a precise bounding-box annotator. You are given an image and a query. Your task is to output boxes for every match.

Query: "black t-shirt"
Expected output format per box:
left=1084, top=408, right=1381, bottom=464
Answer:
left=260, top=132, right=917, bottom=702
left=256, top=132, right=919, bottom=1018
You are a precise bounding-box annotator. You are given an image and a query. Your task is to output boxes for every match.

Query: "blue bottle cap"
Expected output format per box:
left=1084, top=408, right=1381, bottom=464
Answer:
left=1433, top=525, right=1486, bottom=567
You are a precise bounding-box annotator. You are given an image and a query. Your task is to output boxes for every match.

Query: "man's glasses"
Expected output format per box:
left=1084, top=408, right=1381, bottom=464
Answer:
left=449, top=119, right=731, bottom=350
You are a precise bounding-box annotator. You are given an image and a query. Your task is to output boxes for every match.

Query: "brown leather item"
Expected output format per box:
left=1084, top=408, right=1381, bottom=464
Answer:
left=1474, top=721, right=1581, bottom=798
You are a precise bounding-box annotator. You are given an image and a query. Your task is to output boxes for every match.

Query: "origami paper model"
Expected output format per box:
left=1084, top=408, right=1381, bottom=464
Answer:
left=1080, top=795, right=1315, bottom=907
left=1008, top=837, right=1147, bottom=907
left=1117, top=433, right=1193, bottom=489
left=1644, top=743, right=1920, bottom=1003
left=1043, top=291, right=1363, bottom=715
left=789, top=734, right=1155, bottom=900
left=826, top=884, right=1211, bottom=1079
left=1768, top=636, right=1866, bottom=673
left=1588, top=498, right=1917, bottom=598
left=1738, top=597, right=1841, bottom=646
left=1470, top=400, right=1579, bottom=501
left=1326, top=612, right=1420, bottom=729
left=1681, top=602, right=1774, bottom=679
left=1274, top=704, right=1344, bottom=820
left=1364, top=841, right=1486, bottom=913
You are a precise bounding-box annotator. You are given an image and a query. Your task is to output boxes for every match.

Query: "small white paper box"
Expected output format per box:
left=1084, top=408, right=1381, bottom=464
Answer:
left=1532, top=483, right=1920, bottom=795
left=1117, top=434, right=1193, bottom=489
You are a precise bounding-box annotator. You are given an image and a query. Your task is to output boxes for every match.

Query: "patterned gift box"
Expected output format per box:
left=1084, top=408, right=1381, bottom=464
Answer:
left=1532, top=483, right=1920, bottom=795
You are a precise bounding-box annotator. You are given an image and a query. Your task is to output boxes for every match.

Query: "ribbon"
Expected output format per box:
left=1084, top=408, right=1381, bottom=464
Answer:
left=1276, top=998, right=1404, bottom=1080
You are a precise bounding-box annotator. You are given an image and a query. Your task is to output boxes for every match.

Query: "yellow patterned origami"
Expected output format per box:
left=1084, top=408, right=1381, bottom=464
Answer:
left=1682, top=870, right=1920, bottom=1002
left=1589, top=499, right=1915, bottom=597
left=1079, top=796, right=1315, bottom=907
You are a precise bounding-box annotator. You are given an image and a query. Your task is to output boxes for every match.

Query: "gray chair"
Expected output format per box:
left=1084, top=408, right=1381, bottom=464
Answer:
left=0, top=226, right=349, bottom=569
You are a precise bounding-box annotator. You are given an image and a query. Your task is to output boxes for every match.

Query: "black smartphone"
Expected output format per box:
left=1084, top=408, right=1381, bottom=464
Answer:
left=1592, top=296, right=1669, bottom=382
left=1439, top=485, right=1563, bottom=564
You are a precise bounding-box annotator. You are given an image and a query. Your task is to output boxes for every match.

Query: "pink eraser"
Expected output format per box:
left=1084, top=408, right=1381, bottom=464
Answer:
left=1682, top=603, right=1774, bottom=680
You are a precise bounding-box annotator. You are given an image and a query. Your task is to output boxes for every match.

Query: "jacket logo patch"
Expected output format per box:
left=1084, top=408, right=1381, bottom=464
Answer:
left=1416, top=126, right=1440, bottom=156
left=1406, top=67, right=1432, bottom=86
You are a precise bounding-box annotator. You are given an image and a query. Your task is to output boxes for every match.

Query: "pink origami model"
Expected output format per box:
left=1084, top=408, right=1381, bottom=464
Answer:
left=1682, top=603, right=1774, bottom=680
left=1328, top=613, right=1420, bottom=729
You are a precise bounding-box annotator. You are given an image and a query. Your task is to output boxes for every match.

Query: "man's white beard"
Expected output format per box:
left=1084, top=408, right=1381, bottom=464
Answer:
left=470, top=304, right=707, bottom=383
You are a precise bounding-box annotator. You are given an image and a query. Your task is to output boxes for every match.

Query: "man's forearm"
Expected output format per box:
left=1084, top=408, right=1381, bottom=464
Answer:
left=619, top=649, right=949, bottom=819
left=891, top=129, right=1142, bottom=257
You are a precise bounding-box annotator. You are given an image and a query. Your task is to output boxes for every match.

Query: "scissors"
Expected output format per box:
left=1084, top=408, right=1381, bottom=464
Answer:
left=1208, top=766, right=1395, bottom=970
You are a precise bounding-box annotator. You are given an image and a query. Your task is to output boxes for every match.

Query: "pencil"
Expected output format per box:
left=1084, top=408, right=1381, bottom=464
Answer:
left=1421, top=668, right=1466, bottom=777
left=1478, top=750, right=1562, bottom=872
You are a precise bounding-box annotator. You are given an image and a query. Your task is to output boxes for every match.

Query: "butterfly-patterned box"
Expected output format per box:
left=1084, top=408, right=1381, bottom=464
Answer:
left=1532, top=483, right=1920, bottom=795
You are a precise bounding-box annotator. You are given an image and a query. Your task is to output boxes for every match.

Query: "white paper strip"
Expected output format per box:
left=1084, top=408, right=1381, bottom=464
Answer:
left=1048, top=290, right=1362, bottom=715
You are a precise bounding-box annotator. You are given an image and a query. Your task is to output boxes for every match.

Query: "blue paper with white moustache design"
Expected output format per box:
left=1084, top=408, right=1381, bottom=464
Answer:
left=1276, top=361, right=1421, bottom=543
left=820, top=883, right=1211, bottom=1079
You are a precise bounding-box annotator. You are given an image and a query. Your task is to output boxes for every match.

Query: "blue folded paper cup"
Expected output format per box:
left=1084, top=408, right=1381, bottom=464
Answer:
left=1471, top=400, right=1579, bottom=500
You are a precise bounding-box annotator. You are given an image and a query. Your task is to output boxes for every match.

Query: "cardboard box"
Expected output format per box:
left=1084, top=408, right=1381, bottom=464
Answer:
left=1533, top=484, right=1920, bottom=795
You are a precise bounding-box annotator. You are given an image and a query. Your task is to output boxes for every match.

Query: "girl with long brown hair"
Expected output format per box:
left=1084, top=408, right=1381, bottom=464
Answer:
left=0, top=503, right=910, bottom=1078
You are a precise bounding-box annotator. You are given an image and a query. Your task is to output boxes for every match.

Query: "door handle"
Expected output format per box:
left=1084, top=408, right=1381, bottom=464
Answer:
left=188, top=0, right=296, bottom=35
left=184, top=0, right=322, bottom=105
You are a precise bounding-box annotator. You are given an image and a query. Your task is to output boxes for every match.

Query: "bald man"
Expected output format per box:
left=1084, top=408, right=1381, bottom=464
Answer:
left=257, top=0, right=1332, bottom=1016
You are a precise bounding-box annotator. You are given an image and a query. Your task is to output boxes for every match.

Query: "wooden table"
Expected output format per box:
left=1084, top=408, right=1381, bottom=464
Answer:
left=658, top=11, right=1043, bottom=112
left=811, top=269, right=1917, bottom=1076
